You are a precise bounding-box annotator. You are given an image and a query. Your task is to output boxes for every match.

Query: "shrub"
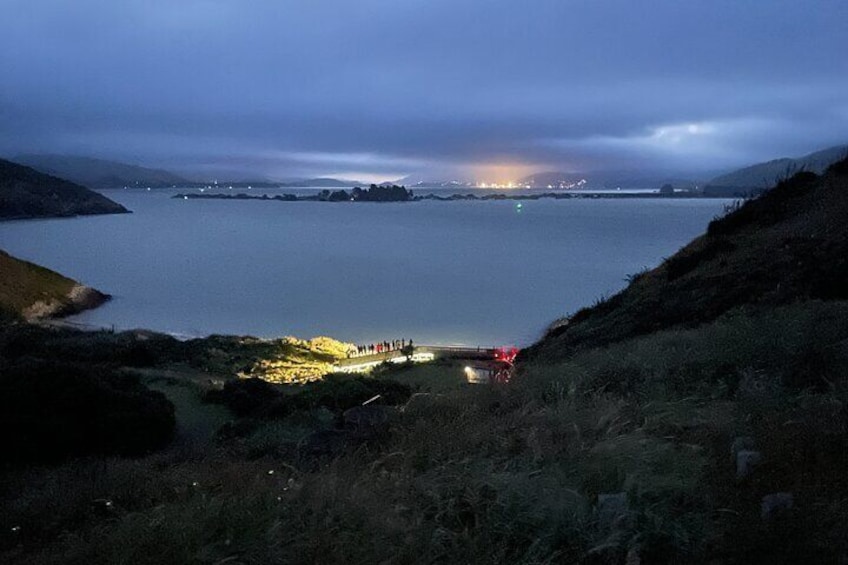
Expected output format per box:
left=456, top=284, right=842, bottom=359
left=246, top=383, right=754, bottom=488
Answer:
left=207, top=375, right=413, bottom=418
left=300, top=375, right=412, bottom=411
left=0, top=359, right=175, bottom=465
left=0, top=325, right=180, bottom=367
left=206, top=378, right=291, bottom=418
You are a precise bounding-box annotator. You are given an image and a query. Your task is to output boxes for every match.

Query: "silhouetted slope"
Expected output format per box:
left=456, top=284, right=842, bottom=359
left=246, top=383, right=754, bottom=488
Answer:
left=0, top=158, right=128, bottom=219
left=525, top=156, right=848, bottom=362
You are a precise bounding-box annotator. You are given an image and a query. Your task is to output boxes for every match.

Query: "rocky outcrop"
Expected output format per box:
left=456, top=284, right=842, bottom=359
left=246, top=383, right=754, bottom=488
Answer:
left=0, top=250, right=110, bottom=322
left=22, top=284, right=110, bottom=321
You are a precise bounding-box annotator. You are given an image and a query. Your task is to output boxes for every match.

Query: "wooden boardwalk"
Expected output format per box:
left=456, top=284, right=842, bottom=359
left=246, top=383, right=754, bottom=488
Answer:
left=333, top=345, right=497, bottom=373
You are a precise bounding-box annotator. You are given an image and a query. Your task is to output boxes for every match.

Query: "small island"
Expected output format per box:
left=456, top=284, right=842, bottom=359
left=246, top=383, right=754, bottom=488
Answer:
left=175, top=183, right=414, bottom=203
left=322, top=184, right=414, bottom=202
left=174, top=182, right=727, bottom=204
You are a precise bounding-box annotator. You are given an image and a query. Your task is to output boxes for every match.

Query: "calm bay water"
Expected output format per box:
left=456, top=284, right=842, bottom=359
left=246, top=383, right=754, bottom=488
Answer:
left=0, top=189, right=729, bottom=346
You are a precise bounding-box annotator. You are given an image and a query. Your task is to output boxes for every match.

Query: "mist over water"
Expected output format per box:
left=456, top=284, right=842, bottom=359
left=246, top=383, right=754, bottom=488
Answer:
left=0, top=190, right=730, bottom=346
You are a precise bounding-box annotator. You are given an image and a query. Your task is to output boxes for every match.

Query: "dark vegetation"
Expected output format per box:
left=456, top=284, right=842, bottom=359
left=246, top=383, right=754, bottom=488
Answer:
left=207, top=374, right=411, bottom=418
left=0, top=158, right=129, bottom=220
left=3, top=156, right=848, bottom=563
left=0, top=325, right=343, bottom=378
left=0, top=325, right=181, bottom=368
left=0, top=326, right=181, bottom=466
left=321, top=183, right=413, bottom=202
left=0, top=359, right=175, bottom=465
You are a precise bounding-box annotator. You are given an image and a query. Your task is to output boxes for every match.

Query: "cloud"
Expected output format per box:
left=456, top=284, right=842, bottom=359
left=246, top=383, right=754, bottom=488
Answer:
left=1, top=0, right=847, bottom=179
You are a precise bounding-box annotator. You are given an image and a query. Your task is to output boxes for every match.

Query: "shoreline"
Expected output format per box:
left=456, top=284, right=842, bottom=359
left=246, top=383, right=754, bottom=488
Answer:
left=173, top=191, right=735, bottom=203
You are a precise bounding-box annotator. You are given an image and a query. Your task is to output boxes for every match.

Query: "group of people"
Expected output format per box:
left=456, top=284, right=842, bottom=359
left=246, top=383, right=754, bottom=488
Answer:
left=348, top=338, right=413, bottom=358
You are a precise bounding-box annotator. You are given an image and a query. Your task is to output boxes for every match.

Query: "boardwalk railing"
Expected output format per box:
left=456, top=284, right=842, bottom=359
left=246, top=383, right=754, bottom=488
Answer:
left=333, top=345, right=498, bottom=373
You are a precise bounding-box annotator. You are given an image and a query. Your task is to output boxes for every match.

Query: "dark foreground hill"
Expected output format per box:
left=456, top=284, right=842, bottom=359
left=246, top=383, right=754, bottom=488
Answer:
left=0, top=158, right=129, bottom=219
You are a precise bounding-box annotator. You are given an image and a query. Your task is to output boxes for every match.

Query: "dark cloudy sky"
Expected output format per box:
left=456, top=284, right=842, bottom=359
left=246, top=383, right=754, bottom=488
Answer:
left=2, top=1, right=847, bottom=182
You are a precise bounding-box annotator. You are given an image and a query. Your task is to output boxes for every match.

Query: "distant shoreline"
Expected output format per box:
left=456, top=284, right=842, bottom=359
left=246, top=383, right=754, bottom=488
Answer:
left=173, top=191, right=733, bottom=203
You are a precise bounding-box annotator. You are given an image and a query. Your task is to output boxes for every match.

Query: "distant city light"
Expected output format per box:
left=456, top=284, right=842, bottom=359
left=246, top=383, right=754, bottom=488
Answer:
left=475, top=178, right=587, bottom=189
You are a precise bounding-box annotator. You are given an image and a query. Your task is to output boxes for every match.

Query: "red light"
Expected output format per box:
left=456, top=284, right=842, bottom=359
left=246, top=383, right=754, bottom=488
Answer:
left=493, top=346, right=518, bottom=365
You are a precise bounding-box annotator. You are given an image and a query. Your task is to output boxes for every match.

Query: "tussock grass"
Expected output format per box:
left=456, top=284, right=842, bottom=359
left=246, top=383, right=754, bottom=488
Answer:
left=4, top=301, right=848, bottom=563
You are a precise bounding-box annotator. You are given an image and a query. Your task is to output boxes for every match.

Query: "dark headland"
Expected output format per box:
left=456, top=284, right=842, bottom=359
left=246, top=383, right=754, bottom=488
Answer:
left=0, top=158, right=129, bottom=220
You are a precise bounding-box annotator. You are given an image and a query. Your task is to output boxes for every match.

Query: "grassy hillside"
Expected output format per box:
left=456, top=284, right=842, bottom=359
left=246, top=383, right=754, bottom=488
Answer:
left=3, top=299, right=848, bottom=563
left=0, top=250, right=109, bottom=321
left=525, top=156, right=848, bottom=361
left=0, top=158, right=129, bottom=220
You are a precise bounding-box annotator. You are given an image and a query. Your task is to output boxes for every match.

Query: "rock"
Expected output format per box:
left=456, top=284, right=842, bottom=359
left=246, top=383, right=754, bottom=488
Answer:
left=761, top=492, right=793, bottom=520
left=22, top=284, right=111, bottom=320
left=597, top=492, right=630, bottom=530
left=730, top=436, right=756, bottom=463
left=736, top=450, right=762, bottom=479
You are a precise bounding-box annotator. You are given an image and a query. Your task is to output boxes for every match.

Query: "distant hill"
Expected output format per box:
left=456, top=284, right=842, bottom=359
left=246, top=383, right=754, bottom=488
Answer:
left=517, top=172, right=588, bottom=189
left=703, top=144, right=848, bottom=197
left=0, top=249, right=109, bottom=322
left=0, top=158, right=129, bottom=220
left=14, top=154, right=189, bottom=189
left=280, top=177, right=361, bottom=188
left=392, top=174, right=473, bottom=188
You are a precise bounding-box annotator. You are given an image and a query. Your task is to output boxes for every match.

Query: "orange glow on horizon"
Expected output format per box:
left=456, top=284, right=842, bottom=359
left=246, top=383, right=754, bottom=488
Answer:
left=471, top=163, right=536, bottom=187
